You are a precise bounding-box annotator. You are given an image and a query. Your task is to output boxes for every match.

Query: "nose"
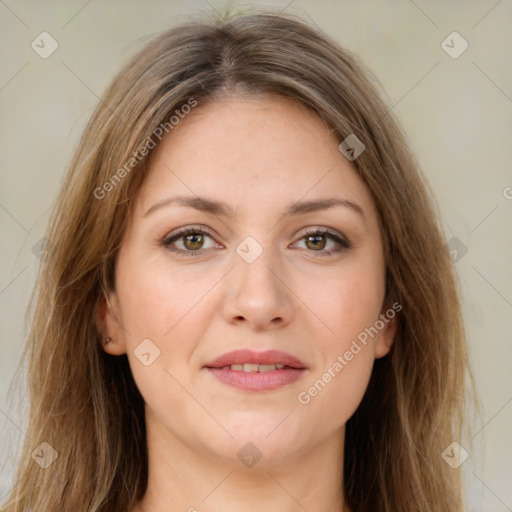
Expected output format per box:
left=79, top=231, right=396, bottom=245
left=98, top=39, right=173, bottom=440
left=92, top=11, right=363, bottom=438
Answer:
left=220, top=241, right=295, bottom=331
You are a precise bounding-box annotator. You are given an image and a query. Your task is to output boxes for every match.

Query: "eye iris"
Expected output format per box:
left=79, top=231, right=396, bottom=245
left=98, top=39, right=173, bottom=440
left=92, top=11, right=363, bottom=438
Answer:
left=184, top=233, right=204, bottom=250
left=305, top=234, right=326, bottom=251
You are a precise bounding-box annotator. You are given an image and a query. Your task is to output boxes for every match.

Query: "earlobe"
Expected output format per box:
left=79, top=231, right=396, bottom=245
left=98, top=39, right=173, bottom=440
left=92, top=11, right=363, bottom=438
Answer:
left=95, top=294, right=127, bottom=356
left=101, top=335, right=125, bottom=356
left=374, top=303, right=399, bottom=359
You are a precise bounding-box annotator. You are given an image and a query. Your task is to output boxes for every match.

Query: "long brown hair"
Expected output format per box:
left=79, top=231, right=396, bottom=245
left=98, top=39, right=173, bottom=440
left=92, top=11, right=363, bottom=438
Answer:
left=2, top=8, right=474, bottom=512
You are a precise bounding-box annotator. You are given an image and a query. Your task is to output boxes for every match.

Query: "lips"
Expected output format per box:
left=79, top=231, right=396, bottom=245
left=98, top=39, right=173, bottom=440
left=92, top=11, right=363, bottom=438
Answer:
left=204, top=349, right=307, bottom=391
left=204, top=349, right=307, bottom=370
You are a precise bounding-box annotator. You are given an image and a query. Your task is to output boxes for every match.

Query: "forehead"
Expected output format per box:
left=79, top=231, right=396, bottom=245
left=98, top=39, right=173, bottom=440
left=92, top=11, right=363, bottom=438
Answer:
left=135, top=95, right=378, bottom=224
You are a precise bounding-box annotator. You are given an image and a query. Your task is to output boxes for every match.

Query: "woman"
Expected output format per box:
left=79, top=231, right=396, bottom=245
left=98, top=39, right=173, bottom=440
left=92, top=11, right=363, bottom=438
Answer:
left=2, top=9, right=473, bottom=512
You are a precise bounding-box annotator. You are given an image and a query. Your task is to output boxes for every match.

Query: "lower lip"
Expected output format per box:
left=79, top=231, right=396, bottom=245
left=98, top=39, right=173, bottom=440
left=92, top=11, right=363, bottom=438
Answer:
left=206, top=367, right=306, bottom=391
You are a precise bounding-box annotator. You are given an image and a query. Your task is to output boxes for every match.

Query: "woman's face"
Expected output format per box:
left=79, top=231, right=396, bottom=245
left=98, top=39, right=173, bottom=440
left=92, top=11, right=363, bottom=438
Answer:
left=98, top=95, right=397, bottom=467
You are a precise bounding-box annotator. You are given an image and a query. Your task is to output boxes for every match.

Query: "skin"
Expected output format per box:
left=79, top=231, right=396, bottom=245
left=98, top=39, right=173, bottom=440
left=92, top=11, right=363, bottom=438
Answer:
left=96, top=95, right=397, bottom=512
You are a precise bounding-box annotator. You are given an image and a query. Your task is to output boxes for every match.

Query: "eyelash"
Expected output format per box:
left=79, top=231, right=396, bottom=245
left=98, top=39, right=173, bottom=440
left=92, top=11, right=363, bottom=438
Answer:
left=161, top=226, right=352, bottom=257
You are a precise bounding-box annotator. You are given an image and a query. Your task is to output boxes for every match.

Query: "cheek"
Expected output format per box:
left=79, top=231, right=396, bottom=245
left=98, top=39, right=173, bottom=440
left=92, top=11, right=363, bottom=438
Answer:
left=301, top=351, right=374, bottom=430
left=115, top=257, right=215, bottom=389
left=117, top=255, right=208, bottom=339
left=301, top=257, right=385, bottom=344
left=298, top=309, right=377, bottom=429
left=294, top=257, right=383, bottom=421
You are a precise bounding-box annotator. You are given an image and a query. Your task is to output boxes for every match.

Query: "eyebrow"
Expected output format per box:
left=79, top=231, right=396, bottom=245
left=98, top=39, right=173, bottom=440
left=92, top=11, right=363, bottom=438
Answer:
left=143, top=194, right=365, bottom=220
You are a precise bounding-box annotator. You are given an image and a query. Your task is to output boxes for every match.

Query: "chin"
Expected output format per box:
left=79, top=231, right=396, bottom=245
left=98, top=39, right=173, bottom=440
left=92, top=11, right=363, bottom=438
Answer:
left=204, top=421, right=308, bottom=462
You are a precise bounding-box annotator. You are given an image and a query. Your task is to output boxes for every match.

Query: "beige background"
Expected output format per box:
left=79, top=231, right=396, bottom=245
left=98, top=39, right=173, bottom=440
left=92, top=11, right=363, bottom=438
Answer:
left=1, top=0, right=511, bottom=509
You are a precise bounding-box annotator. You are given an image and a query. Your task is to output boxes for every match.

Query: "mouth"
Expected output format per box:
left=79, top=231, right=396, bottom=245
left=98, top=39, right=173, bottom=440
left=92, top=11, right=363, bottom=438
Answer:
left=213, top=363, right=294, bottom=372
left=204, top=349, right=307, bottom=391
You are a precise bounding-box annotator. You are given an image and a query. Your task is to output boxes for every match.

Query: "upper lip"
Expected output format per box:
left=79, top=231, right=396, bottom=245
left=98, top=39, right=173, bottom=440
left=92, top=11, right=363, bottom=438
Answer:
left=205, top=349, right=307, bottom=369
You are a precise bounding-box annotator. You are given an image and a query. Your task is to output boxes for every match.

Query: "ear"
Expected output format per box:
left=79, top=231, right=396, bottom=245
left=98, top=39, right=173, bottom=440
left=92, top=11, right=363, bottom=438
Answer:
left=374, top=301, right=400, bottom=359
left=95, top=291, right=127, bottom=356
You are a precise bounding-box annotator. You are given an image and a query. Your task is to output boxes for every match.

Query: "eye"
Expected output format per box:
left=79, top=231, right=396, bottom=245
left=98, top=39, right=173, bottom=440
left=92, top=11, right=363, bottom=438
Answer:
left=293, top=228, right=352, bottom=256
left=162, top=227, right=220, bottom=256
